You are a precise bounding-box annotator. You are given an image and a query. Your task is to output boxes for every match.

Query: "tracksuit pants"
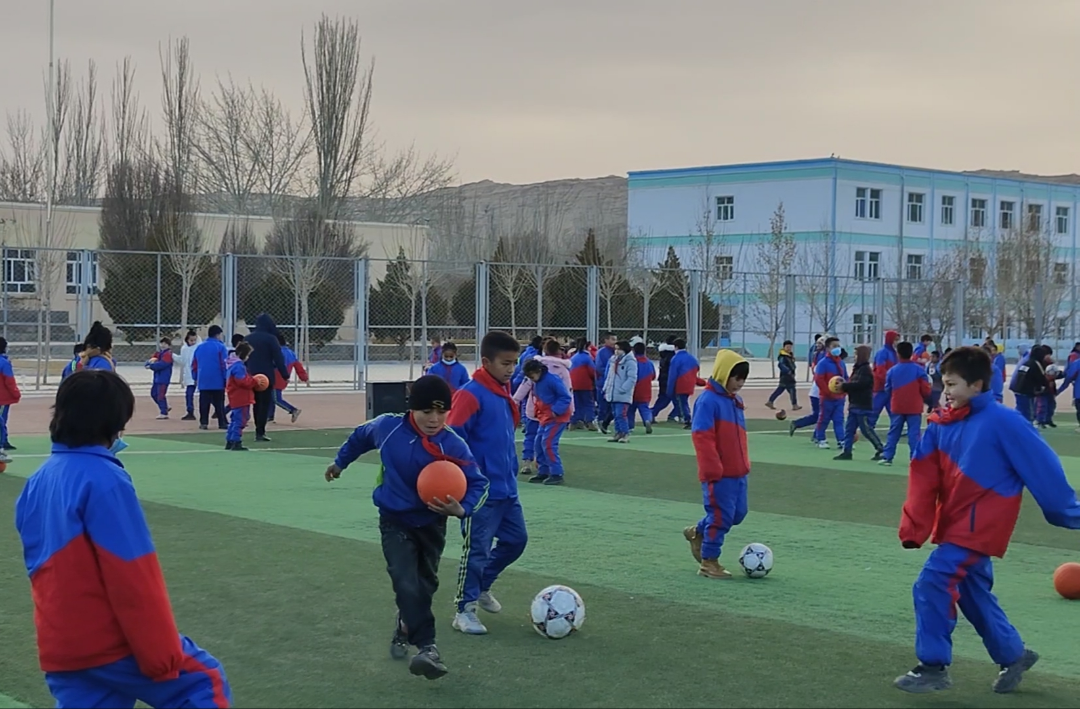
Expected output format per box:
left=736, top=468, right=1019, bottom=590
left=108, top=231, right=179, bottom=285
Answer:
left=44, top=635, right=231, bottom=709
left=150, top=383, right=169, bottom=416
left=535, top=422, right=567, bottom=477
left=884, top=413, right=922, bottom=462
left=651, top=393, right=678, bottom=420
left=628, top=401, right=652, bottom=429
left=226, top=406, right=249, bottom=443
left=870, top=390, right=892, bottom=428
left=456, top=497, right=528, bottom=612
left=572, top=390, right=595, bottom=424
left=792, top=396, right=822, bottom=441
left=767, top=383, right=797, bottom=407
left=814, top=398, right=845, bottom=444
left=1014, top=394, right=1034, bottom=423
left=913, top=543, right=1025, bottom=668
left=597, top=389, right=611, bottom=424
left=0, top=404, right=10, bottom=447
left=674, top=393, right=692, bottom=421
left=199, top=389, right=227, bottom=428
left=381, top=514, right=446, bottom=649
left=842, top=408, right=883, bottom=454
left=1036, top=393, right=1056, bottom=425
left=185, top=384, right=196, bottom=416
left=696, top=476, right=749, bottom=561
left=612, top=402, right=631, bottom=436
left=521, top=418, right=540, bottom=461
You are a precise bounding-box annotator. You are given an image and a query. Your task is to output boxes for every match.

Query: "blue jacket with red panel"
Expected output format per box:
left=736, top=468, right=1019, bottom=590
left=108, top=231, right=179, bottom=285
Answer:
left=899, top=391, right=1080, bottom=558
left=333, top=412, right=489, bottom=526
left=569, top=350, right=596, bottom=391
left=633, top=355, right=656, bottom=403
left=531, top=370, right=572, bottom=425
left=274, top=346, right=310, bottom=390
left=690, top=351, right=750, bottom=482
left=447, top=367, right=521, bottom=500
left=427, top=360, right=470, bottom=392
left=885, top=360, right=931, bottom=415
left=145, top=348, right=174, bottom=385
left=192, top=338, right=228, bottom=390
left=15, top=444, right=185, bottom=677
left=225, top=359, right=257, bottom=408
left=667, top=349, right=700, bottom=398
left=0, top=353, right=21, bottom=405
left=872, top=331, right=899, bottom=393
left=813, top=354, right=848, bottom=401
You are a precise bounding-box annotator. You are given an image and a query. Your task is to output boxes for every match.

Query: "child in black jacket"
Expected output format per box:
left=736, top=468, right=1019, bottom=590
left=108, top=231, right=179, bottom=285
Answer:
left=835, top=344, right=884, bottom=461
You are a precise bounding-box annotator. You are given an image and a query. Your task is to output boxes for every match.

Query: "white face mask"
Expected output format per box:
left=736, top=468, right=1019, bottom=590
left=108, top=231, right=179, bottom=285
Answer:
left=109, top=437, right=128, bottom=455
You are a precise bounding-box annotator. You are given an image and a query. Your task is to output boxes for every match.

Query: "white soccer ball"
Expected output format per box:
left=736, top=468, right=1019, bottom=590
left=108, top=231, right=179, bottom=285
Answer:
left=530, top=584, right=585, bottom=639
left=738, top=542, right=774, bottom=579
left=1047, top=364, right=1061, bottom=378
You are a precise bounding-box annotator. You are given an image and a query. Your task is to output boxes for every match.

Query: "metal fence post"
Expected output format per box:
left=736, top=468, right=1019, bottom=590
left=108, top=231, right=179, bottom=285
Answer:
left=220, top=253, right=237, bottom=341
left=353, top=257, right=368, bottom=391
left=75, top=248, right=94, bottom=341
left=474, top=261, right=490, bottom=369
left=586, top=265, right=599, bottom=345
left=688, top=269, right=702, bottom=356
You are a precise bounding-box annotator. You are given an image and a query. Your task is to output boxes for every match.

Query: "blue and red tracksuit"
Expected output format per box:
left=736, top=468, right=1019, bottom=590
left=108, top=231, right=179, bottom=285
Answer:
left=427, top=359, right=470, bottom=392
left=1058, top=358, right=1080, bottom=424
left=531, top=371, right=572, bottom=478
left=224, top=360, right=256, bottom=443
left=883, top=360, right=931, bottom=462
left=630, top=355, right=656, bottom=429
left=271, top=346, right=309, bottom=419
left=991, top=352, right=1006, bottom=403
left=813, top=354, right=847, bottom=444
left=594, top=345, right=616, bottom=423
left=14, top=445, right=232, bottom=708
left=899, top=392, right=1080, bottom=669
left=690, top=379, right=750, bottom=561
left=146, top=349, right=174, bottom=416
left=448, top=367, right=527, bottom=613
left=667, top=349, right=701, bottom=421
left=871, top=331, right=899, bottom=427
left=569, top=350, right=596, bottom=424
left=0, top=353, right=21, bottom=447
left=792, top=349, right=827, bottom=440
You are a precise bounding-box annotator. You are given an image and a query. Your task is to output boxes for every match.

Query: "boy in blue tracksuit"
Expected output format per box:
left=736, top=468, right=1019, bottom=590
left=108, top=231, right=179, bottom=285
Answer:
left=812, top=336, right=848, bottom=448
left=192, top=326, right=228, bottom=430
left=568, top=339, right=597, bottom=429
left=145, top=337, right=175, bottom=420
left=224, top=343, right=256, bottom=451
left=446, top=331, right=524, bottom=636
left=881, top=341, right=932, bottom=465
left=894, top=346, right=1080, bottom=694
left=666, top=339, right=701, bottom=430
left=989, top=343, right=1006, bottom=403
left=594, top=332, right=617, bottom=432
left=325, top=375, right=488, bottom=680
left=427, top=342, right=470, bottom=392
left=522, top=358, right=573, bottom=485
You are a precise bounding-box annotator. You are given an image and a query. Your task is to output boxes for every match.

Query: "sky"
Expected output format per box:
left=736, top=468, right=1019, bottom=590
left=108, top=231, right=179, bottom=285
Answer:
left=1, top=0, right=1078, bottom=186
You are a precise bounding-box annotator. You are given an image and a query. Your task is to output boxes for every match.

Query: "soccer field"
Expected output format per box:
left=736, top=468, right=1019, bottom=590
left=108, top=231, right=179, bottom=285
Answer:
left=1, top=419, right=1080, bottom=708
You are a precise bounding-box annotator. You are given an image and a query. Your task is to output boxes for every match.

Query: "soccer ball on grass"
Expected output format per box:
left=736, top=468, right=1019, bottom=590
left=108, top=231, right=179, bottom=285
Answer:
left=738, top=542, right=774, bottom=579
left=530, top=584, right=585, bottom=639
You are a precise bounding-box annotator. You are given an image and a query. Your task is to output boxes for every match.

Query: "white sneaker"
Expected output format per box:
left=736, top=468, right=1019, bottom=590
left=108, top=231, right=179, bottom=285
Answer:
left=0, top=452, right=11, bottom=464
left=816, top=440, right=829, bottom=449
left=291, top=408, right=302, bottom=424
left=452, top=605, right=488, bottom=635
left=155, top=414, right=168, bottom=420
left=478, top=591, right=502, bottom=614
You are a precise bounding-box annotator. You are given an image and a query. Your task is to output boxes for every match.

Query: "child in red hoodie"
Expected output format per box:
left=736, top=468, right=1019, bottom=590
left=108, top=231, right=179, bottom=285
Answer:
left=225, top=343, right=257, bottom=451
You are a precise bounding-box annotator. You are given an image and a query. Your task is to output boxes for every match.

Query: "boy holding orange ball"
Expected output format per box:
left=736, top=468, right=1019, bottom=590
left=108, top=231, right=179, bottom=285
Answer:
left=324, top=375, right=488, bottom=680
left=224, top=343, right=257, bottom=451
left=895, top=346, right=1080, bottom=695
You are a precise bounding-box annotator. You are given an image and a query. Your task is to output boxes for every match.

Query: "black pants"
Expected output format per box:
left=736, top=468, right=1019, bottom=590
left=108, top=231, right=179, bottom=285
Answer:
left=199, top=389, right=226, bottom=428
left=768, top=383, right=798, bottom=406
left=380, top=515, right=446, bottom=648
left=253, top=387, right=274, bottom=437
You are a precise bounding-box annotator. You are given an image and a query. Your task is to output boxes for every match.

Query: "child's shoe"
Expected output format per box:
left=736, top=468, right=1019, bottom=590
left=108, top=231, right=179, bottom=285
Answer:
left=519, top=460, right=535, bottom=476
left=452, top=605, right=488, bottom=635
left=871, top=451, right=884, bottom=461
left=893, top=664, right=952, bottom=693
left=2, top=442, right=16, bottom=450
left=291, top=408, right=302, bottom=423
left=765, top=400, right=776, bottom=410
left=585, top=421, right=598, bottom=431
left=409, top=645, right=448, bottom=680
left=792, top=404, right=802, bottom=411
left=478, top=591, right=502, bottom=614
left=543, top=475, right=564, bottom=486
left=156, top=414, right=168, bottom=420
left=390, top=615, right=408, bottom=660
left=993, top=648, right=1038, bottom=693
left=0, top=451, right=12, bottom=464
left=598, top=422, right=609, bottom=435
left=833, top=451, right=852, bottom=461
left=682, top=526, right=702, bottom=562
left=698, top=559, right=732, bottom=579
left=879, top=459, right=893, bottom=467
left=788, top=421, right=797, bottom=437
left=181, top=413, right=196, bottom=421
left=644, top=420, right=653, bottom=434
left=816, top=440, right=829, bottom=449
left=682, top=421, right=691, bottom=430
left=528, top=473, right=549, bottom=484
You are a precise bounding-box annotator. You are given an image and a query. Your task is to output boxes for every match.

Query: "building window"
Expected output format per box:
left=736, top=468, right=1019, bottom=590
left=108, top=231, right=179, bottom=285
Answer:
left=940, top=195, right=955, bottom=226
left=905, top=254, right=924, bottom=280
left=854, top=250, right=880, bottom=281
left=720, top=312, right=732, bottom=341
left=1057, top=206, right=1069, bottom=235
left=970, top=198, right=987, bottom=228
left=715, top=195, right=735, bottom=222
left=999, top=201, right=1014, bottom=230
left=906, top=192, right=925, bottom=224
left=715, top=254, right=734, bottom=281
left=65, top=251, right=100, bottom=295
left=969, top=255, right=986, bottom=288
left=1027, top=203, right=1043, bottom=232
left=855, top=187, right=882, bottom=220
left=3, top=248, right=36, bottom=294
left=853, top=313, right=877, bottom=343
left=1053, top=262, right=1069, bottom=285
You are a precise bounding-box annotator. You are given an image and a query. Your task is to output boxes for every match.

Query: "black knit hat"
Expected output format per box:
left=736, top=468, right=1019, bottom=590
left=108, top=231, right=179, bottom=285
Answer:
left=408, top=375, right=453, bottom=412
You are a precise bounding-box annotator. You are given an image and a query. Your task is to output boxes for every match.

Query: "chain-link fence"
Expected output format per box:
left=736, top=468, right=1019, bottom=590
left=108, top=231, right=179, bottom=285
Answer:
left=1, top=244, right=1076, bottom=390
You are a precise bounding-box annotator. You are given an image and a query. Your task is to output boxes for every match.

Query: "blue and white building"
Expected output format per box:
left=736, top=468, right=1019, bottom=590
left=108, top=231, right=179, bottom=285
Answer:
left=627, top=157, right=1080, bottom=356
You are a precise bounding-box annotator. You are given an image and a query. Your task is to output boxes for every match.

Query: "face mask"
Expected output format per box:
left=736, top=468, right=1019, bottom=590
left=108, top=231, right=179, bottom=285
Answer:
left=442, top=358, right=456, bottom=365
left=830, top=347, right=842, bottom=357
left=110, top=437, right=128, bottom=455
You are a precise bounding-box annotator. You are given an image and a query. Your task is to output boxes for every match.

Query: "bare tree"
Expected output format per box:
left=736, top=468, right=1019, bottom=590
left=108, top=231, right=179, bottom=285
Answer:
left=158, top=37, right=200, bottom=194
left=301, top=14, right=373, bottom=221
left=194, top=77, right=259, bottom=213
left=688, top=191, right=742, bottom=345
left=110, top=57, right=149, bottom=170
left=0, top=110, right=45, bottom=202
left=155, top=173, right=210, bottom=332
left=383, top=224, right=434, bottom=377
left=996, top=210, right=1071, bottom=340
left=795, top=220, right=856, bottom=340
left=61, top=60, right=106, bottom=205
left=251, top=87, right=310, bottom=216
left=360, top=144, right=455, bottom=223
left=43, top=59, right=71, bottom=208
left=624, top=238, right=665, bottom=344
left=489, top=234, right=534, bottom=338
left=749, top=202, right=796, bottom=375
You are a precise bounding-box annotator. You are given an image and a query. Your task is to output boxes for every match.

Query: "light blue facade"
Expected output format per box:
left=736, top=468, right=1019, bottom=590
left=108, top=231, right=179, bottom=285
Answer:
left=627, top=157, right=1080, bottom=356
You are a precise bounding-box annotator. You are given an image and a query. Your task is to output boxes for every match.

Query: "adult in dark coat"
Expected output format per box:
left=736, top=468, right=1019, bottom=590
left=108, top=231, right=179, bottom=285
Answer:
left=244, top=313, right=290, bottom=441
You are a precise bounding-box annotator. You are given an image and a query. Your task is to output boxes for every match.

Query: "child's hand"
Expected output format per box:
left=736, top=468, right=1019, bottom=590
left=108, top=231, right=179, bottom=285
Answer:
left=427, top=495, right=465, bottom=518
left=324, top=463, right=342, bottom=482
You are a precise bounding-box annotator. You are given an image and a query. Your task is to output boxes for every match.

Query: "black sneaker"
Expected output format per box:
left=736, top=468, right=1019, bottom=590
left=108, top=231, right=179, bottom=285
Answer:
left=893, top=664, right=952, bottom=693
left=871, top=451, right=884, bottom=461
left=644, top=420, right=653, bottom=434
left=543, top=476, right=564, bottom=486
left=682, top=421, right=691, bottom=430
left=833, top=451, right=852, bottom=461
left=598, top=423, right=609, bottom=435
left=2, top=443, right=15, bottom=451
left=224, top=441, right=234, bottom=451
left=229, top=442, right=249, bottom=451
left=409, top=645, right=447, bottom=680
left=199, top=424, right=209, bottom=430
left=181, top=413, right=196, bottom=421
left=255, top=435, right=271, bottom=442
left=789, top=421, right=797, bottom=437
left=993, top=648, right=1038, bottom=693
left=390, top=615, right=408, bottom=660
left=528, top=474, right=549, bottom=484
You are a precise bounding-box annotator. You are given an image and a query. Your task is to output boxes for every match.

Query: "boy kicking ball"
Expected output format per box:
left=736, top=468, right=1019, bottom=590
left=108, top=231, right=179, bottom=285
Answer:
left=895, top=346, right=1080, bottom=694
left=324, top=375, right=488, bottom=679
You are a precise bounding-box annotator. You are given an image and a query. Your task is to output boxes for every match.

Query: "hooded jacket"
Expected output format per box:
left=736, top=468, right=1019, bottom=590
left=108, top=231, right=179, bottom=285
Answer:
left=513, top=355, right=576, bottom=419
left=872, top=330, right=899, bottom=393
left=690, top=350, right=750, bottom=482
left=841, top=358, right=874, bottom=410
left=244, top=313, right=289, bottom=381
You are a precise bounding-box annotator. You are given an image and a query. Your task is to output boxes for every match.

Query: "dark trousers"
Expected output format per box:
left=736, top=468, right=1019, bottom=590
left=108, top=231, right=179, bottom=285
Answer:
left=380, top=515, right=447, bottom=648
left=843, top=408, right=884, bottom=454
left=253, top=387, right=274, bottom=437
left=199, top=389, right=226, bottom=428
left=768, top=383, right=798, bottom=406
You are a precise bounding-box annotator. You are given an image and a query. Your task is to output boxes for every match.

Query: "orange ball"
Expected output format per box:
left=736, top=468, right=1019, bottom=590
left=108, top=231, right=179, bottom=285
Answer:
left=775, top=410, right=787, bottom=421
left=252, top=374, right=270, bottom=391
left=1053, top=562, right=1080, bottom=600
left=0, top=461, right=7, bottom=474
left=417, top=460, right=467, bottom=505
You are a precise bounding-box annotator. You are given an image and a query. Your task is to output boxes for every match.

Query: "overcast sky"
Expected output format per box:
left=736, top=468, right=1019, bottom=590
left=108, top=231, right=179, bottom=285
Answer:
left=1, top=0, right=1078, bottom=185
